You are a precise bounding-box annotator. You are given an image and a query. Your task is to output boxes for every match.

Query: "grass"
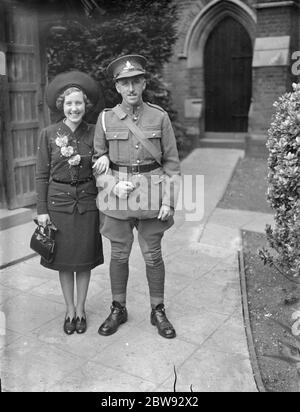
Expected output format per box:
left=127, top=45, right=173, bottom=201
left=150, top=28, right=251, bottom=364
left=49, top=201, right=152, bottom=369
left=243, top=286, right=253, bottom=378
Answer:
left=218, top=156, right=272, bottom=214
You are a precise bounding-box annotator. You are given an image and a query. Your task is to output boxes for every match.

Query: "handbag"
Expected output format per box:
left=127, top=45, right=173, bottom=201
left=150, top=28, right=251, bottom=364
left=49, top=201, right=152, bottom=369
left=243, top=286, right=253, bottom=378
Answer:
left=30, top=219, right=57, bottom=263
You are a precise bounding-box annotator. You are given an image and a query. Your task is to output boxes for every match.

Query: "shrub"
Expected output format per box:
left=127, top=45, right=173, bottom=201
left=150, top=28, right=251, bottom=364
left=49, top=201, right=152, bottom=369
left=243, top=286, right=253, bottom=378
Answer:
left=259, top=83, right=300, bottom=280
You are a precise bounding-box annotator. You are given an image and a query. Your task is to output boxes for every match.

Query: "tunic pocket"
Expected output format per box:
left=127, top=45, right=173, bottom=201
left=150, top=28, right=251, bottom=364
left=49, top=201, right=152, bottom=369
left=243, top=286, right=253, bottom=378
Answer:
left=106, top=130, right=129, bottom=163
left=140, top=129, right=162, bottom=161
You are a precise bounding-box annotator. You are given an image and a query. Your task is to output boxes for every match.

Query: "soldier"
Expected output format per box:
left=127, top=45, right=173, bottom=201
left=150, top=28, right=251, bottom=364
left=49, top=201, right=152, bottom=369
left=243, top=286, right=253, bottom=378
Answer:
left=93, top=54, right=180, bottom=339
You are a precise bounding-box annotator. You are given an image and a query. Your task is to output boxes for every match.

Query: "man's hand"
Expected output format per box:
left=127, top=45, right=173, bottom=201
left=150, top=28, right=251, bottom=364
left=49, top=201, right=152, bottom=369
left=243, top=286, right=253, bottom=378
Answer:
left=113, top=181, right=135, bottom=199
left=157, top=205, right=174, bottom=221
left=37, top=213, right=51, bottom=227
left=93, top=155, right=110, bottom=174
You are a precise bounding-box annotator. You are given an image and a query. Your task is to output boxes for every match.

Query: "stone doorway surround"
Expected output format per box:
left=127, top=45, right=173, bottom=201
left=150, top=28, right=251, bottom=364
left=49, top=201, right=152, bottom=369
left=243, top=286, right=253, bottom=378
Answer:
left=166, top=0, right=257, bottom=139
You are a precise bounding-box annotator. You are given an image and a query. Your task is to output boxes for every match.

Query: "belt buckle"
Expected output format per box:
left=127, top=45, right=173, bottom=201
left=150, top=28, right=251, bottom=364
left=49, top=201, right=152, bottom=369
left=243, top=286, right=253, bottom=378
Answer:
left=131, top=164, right=140, bottom=174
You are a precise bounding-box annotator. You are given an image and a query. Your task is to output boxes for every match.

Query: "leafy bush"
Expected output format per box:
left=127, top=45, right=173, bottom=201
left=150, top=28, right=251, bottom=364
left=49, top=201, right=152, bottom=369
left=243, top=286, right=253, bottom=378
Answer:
left=45, top=0, right=188, bottom=157
left=259, top=83, right=300, bottom=280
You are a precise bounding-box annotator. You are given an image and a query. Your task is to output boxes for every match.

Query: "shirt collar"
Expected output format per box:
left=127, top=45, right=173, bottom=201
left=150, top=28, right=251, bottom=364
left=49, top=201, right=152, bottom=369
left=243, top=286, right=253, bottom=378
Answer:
left=120, top=101, right=144, bottom=116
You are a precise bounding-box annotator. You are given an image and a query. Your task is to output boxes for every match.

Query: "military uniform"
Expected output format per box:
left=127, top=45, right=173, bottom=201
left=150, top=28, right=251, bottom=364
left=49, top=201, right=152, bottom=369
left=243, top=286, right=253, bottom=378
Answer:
left=93, top=54, right=180, bottom=339
left=94, top=101, right=180, bottom=219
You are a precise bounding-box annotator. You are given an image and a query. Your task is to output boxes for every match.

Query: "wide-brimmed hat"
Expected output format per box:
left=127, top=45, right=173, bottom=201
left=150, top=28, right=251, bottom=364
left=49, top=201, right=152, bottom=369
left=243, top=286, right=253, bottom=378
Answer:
left=45, top=71, right=99, bottom=111
left=106, top=54, right=147, bottom=81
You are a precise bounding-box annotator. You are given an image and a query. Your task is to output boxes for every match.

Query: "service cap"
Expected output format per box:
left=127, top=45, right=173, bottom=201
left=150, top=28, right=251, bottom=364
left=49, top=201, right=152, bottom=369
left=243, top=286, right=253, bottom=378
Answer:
left=106, top=54, right=147, bottom=81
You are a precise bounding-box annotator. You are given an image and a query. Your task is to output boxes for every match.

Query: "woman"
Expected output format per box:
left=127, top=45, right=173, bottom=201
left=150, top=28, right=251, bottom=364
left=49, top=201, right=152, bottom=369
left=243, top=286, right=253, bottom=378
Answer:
left=36, top=71, right=104, bottom=335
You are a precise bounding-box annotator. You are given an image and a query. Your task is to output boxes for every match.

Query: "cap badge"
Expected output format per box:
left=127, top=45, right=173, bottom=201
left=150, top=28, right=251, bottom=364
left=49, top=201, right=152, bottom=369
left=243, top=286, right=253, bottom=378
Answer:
left=123, top=61, right=135, bottom=72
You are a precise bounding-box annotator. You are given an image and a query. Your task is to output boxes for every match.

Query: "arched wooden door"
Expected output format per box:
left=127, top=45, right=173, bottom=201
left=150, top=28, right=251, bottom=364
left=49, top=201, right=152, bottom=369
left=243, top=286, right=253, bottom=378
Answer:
left=204, top=16, right=252, bottom=132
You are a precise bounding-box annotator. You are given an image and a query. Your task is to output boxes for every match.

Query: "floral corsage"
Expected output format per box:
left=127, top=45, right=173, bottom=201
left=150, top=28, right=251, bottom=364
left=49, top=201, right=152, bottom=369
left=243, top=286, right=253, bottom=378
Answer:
left=55, top=133, right=81, bottom=166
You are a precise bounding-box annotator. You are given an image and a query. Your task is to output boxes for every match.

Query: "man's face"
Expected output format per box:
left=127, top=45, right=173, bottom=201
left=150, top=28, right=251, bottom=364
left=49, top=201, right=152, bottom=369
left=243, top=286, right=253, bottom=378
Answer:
left=115, top=75, right=146, bottom=107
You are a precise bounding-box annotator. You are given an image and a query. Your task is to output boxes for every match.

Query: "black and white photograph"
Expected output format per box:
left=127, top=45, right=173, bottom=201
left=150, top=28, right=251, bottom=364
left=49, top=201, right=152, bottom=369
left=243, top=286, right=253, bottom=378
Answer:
left=0, top=0, right=300, bottom=394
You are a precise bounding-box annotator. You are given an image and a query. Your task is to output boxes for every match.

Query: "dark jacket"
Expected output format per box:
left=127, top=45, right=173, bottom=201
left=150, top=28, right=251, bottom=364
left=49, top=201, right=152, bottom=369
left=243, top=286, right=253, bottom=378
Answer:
left=36, top=120, right=98, bottom=215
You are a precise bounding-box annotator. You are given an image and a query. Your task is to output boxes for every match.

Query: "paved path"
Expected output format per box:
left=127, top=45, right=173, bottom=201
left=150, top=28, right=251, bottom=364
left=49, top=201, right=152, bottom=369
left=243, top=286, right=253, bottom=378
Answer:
left=0, top=148, right=274, bottom=392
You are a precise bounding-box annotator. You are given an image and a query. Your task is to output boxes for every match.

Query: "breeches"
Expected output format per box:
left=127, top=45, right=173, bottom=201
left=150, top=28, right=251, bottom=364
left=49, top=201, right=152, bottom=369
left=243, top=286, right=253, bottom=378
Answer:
left=100, top=214, right=174, bottom=266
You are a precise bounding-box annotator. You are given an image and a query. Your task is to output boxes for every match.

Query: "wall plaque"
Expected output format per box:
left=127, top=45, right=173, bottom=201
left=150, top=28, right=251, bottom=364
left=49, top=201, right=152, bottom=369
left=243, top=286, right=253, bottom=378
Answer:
left=252, top=36, right=290, bottom=67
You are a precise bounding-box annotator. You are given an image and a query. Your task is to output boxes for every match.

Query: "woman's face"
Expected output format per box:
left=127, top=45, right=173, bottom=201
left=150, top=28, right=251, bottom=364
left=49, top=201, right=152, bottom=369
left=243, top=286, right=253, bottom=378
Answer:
left=63, top=91, right=85, bottom=125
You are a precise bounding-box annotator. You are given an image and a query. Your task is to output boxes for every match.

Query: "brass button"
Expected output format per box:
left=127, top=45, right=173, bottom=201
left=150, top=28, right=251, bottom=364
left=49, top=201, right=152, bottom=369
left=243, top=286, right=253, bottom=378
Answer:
left=152, top=133, right=156, bottom=137
left=135, top=144, right=139, bottom=149
left=136, top=160, right=140, bottom=164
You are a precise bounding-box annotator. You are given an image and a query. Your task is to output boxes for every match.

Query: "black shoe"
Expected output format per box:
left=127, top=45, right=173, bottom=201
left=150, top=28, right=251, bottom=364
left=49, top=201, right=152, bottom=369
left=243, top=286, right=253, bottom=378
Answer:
left=98, top=301, right=128, bottom=336
left=63, top=316, right=76, bottom=335
left=75, top=316, right=87, bottom=334
left=151, top=304, right=176, bottom=339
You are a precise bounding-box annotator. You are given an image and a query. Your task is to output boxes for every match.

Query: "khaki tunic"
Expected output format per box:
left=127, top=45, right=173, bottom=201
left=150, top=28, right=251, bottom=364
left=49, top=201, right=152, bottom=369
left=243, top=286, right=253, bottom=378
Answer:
left=93, top=101, right=181, bottom=220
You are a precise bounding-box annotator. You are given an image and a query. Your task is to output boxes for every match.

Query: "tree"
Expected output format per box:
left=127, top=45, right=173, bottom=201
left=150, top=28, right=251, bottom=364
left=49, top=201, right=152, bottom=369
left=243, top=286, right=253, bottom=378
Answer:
left=45, top=0, right=187, bottom=155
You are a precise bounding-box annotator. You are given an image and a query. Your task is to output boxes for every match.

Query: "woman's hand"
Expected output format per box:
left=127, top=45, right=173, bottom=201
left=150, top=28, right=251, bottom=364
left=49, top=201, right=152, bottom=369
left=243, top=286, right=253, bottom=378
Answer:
left=37, top=214, right=51, bottom=227
left=93, top=155, right=110, bottom=175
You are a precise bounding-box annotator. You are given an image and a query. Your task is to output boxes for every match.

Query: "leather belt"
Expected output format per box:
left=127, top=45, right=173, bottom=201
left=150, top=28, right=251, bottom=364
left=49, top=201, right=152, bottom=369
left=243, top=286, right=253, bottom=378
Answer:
left=52, top=176, right=93, bottom=186
left=110, top=161, right=160, bottom=174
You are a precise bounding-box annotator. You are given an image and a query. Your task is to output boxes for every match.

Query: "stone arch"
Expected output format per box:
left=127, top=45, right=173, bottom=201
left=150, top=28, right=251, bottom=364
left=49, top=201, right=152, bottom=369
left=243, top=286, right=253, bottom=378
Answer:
left=183, top=0, right=256, bottom=68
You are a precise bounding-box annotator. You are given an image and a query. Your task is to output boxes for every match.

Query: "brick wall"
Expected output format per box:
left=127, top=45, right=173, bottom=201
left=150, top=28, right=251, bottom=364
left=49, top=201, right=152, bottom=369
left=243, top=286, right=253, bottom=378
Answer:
left=251, top=1, right=300, bottom=135
left=250, top=67, right=291, bottom=133
left=257, top=7, right=294, bottom=37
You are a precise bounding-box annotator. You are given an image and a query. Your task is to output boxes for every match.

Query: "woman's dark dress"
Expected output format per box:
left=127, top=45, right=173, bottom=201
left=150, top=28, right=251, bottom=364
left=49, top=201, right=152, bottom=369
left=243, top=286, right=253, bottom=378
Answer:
left=35, top=120, right=103, bottom=271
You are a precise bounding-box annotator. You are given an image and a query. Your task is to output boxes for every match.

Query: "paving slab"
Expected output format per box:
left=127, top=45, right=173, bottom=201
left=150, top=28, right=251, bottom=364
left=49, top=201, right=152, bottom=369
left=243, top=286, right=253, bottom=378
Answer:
left=0, top=293, right=64, bottom=335
left=160, top=347, right=257, bottom=392
left=0, top=335, right=87, bottom=392
left=180, top=148, right=244, bottom=224
left=89, top=326, right=198, bottom=387
left=0, top=221, right=36, bottom=269
left=211, top=208, right=274, bottom=234
left=49, top=360, right=157, bottom=392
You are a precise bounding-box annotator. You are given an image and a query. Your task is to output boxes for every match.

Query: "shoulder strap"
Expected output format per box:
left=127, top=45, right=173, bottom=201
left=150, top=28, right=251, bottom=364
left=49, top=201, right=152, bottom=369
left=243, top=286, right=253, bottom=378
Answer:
left=112, top=106, right=162, bottom=166
left=146, top=102, right=165, bottom=112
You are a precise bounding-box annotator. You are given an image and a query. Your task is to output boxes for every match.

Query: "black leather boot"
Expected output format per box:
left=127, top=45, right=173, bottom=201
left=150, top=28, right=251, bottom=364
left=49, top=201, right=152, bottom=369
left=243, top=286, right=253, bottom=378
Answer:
left=151, top=303, right=176, bottom=339
left=98, top=301, right=128, bottom=336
